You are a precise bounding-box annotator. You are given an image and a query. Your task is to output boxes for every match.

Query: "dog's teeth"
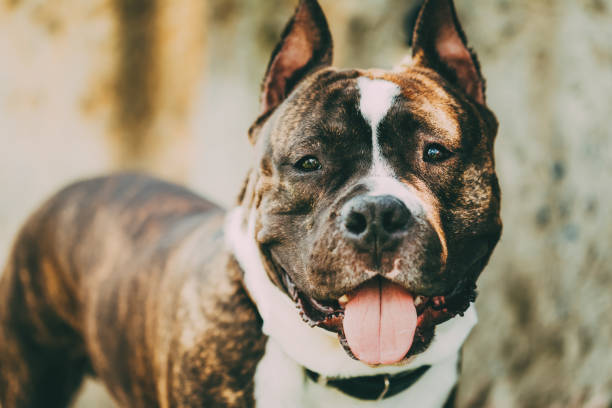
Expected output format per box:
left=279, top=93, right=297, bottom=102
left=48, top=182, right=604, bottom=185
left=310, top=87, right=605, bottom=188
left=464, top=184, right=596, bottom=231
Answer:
left=432, top=296, right=445, bottom=308
left=338, top=295, right=349, bottom=306
left=414, top=296, right=424, bottom=307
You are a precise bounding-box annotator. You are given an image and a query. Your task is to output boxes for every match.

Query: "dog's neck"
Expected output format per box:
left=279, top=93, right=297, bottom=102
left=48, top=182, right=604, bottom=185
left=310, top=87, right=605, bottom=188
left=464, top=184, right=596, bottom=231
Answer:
left=224, top=206, right=477, bottom=406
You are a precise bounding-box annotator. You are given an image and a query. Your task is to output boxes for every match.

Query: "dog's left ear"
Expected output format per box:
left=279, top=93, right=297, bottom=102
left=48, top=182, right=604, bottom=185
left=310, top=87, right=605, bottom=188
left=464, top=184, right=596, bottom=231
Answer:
left=251, top=0, right=332, bottom=141
left=411, top=0, right=485, bottom=105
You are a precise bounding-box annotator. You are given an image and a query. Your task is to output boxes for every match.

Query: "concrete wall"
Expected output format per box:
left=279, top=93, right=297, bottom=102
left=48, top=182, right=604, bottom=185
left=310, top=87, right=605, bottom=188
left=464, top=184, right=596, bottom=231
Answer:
left=1, top=0, right=610, bottom=406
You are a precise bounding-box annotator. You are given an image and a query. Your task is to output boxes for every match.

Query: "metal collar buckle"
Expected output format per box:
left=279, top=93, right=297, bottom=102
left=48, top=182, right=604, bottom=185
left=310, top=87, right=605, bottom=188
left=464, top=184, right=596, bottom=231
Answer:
left=376, top=375, right=391, bottom=401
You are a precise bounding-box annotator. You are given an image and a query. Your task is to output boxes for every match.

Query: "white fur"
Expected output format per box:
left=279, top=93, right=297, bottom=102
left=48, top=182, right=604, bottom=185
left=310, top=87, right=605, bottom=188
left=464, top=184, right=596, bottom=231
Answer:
left=254, top=337, right=460, bottom=408
left=357, top=77, right=400, bottom=177
left=224, top=207, right=477, bottom=407
left=356, top=76, right=426, bottom=217
left=365, top=176, right=426, bottom=218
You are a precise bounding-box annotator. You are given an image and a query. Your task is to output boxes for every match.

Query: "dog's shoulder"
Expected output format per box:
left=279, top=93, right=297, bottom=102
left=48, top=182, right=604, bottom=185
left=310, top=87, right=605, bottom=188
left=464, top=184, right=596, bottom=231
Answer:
left=164, top=254, right=267, bottom=407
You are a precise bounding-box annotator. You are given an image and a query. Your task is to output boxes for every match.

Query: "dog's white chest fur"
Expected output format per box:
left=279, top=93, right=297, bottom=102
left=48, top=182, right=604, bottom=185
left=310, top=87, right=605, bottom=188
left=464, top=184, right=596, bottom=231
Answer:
left=254, top=338, right=460, bottom=408
left=225, top=208, right=478, bottom=407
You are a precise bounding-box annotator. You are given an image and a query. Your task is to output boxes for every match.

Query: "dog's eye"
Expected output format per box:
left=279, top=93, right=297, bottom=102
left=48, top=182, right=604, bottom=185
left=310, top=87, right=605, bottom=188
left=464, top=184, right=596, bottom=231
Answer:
left=423, top=144, right=452, bottom=163
left=294, top=156, right=322, bottom=172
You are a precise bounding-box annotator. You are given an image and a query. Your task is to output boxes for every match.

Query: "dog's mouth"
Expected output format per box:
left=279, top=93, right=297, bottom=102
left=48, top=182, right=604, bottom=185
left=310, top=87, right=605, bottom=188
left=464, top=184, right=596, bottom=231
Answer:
left=280, top=270, right=476, bottom=366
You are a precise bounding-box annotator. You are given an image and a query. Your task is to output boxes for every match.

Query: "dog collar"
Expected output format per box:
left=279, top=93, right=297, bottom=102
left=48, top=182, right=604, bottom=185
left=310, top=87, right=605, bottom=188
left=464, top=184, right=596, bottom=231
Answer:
left=305, top=365, right=431, bottom=401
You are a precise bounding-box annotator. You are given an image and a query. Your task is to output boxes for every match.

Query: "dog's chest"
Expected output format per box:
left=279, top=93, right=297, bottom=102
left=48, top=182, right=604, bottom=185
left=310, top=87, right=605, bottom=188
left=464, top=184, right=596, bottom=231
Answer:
left=252, top=338, right=459, bottom=408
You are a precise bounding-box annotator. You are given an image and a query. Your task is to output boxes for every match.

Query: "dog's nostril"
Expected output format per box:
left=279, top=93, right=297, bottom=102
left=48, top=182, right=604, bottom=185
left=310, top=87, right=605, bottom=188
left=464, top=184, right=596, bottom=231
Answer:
left=345, top=211, right=367, bottom=235
left=341, top=195, right=411, bottom=243
left=382, top=207, right=410, bottom=233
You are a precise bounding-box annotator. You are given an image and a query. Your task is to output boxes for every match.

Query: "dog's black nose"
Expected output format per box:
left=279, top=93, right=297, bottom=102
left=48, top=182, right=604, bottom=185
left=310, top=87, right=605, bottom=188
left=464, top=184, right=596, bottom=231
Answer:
left=341, top=195, right=412, bottom=252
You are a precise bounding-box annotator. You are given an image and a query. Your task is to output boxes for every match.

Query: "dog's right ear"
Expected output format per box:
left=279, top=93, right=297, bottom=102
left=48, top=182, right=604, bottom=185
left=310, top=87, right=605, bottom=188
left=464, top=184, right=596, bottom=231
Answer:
left=249, top=0, right=332, bottom=143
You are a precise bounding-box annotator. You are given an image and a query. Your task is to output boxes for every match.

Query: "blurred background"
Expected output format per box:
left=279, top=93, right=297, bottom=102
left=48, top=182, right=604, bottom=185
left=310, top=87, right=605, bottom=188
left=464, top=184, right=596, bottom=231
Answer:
left=1, top=0, right=611, bottom=406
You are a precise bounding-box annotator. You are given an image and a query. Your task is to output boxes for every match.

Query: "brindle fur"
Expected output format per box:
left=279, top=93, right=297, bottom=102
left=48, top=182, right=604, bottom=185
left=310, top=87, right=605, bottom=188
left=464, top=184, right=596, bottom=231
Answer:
left=248, top=66, right=500, bottom=302
left=0, top=173, right=265, bottom=407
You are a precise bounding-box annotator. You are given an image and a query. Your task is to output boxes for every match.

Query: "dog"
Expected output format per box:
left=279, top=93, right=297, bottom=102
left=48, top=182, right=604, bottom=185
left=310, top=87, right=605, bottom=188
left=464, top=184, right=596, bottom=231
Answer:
left=0, top=0, right=501, bottom=406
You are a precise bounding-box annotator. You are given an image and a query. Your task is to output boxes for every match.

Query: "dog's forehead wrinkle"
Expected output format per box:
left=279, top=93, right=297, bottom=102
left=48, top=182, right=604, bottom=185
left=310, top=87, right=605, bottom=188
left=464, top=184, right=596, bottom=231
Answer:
left=270, top=74, right=369, bottom=156
left=421, top=100, right=457, bottom=130
left=376, top=69, right=466, bottom=145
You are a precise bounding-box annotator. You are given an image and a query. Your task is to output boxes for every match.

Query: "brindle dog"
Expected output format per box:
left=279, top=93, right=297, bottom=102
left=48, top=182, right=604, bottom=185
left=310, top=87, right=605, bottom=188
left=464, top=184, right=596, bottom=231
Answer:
left=0, top=0, right=501, bottom=407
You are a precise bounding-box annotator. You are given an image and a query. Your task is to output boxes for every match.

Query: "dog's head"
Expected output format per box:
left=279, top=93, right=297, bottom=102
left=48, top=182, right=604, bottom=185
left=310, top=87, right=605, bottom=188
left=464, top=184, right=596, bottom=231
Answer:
left=239, top=0, right=501, bottom=366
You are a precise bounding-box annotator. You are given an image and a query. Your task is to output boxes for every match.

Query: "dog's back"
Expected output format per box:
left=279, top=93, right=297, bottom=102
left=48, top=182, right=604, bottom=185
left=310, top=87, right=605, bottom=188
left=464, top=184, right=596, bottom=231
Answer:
left=0, top=173, right=265, bottom=407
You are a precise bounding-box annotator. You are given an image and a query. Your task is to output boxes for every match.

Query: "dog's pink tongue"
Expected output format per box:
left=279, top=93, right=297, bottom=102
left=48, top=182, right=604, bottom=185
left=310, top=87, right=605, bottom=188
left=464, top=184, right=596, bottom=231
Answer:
left=343, top=279, right=417, bottom=365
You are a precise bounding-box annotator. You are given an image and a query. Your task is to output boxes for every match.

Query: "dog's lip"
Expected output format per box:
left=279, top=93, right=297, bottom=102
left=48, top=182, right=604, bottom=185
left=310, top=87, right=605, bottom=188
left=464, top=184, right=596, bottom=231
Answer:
left=281, top=267, right=471, bottom=324
left=336, top=292, right=443, bottom=314
left=279, top=267, right=477, bottom=362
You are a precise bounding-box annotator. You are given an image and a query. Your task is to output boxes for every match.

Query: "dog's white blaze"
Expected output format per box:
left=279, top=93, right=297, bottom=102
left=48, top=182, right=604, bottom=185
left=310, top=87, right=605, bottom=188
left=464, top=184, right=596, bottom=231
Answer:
left=225, top=207, right=477, bottom=406
left=356, top=76, right=424, bottom=215
left=357, top=77, right=400, bottom=177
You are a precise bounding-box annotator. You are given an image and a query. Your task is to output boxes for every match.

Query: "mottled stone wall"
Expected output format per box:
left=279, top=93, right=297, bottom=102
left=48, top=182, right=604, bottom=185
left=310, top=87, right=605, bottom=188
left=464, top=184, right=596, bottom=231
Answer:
left=457, top=1, right=612, bottom=406
left=1, top=0, right=610, bottom=406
